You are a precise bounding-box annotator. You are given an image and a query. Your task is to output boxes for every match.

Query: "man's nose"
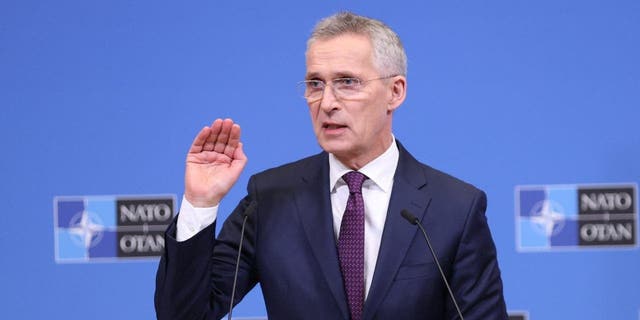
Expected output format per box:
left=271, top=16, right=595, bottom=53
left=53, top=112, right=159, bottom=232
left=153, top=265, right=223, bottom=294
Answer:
left=319, top=85, right=339, bottom=112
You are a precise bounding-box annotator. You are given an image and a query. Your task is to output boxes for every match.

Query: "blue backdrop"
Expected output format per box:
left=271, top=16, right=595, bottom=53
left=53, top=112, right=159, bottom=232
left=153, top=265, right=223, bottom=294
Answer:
left=1, top=1, right=639, bottom=319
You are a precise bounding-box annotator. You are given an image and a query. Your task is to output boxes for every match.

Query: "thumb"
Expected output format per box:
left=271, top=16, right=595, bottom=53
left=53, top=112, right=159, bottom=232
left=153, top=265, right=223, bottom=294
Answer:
left=232, top=142, right=248, bottom=167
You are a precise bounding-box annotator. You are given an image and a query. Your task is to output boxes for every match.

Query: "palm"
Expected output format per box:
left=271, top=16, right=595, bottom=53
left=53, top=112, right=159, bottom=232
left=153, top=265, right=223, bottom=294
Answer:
left=184, top=119, right=247, bottom=207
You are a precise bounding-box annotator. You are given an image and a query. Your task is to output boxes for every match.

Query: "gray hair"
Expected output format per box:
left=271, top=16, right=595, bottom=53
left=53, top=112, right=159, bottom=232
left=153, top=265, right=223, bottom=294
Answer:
left=307, top=12, right=407, bottom=76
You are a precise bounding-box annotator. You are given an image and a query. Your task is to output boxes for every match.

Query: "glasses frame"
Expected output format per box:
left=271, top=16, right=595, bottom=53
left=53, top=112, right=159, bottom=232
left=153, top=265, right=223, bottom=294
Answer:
left=297, top=75, right=398, bottom=103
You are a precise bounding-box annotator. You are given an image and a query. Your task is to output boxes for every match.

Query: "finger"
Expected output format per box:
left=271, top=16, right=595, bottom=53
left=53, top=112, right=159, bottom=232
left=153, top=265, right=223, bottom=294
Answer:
left=214, top=118, right=234, bottom=153
left=204, top=119, right=224, bottom=151
left=188, top=126, right=211, bottom=154
left=224, top=124, right=241, bottom=158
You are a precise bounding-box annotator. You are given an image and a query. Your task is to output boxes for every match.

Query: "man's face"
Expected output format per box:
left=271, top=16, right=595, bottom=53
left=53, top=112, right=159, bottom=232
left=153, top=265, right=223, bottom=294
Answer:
left=305, top=34, right=404, bottom=168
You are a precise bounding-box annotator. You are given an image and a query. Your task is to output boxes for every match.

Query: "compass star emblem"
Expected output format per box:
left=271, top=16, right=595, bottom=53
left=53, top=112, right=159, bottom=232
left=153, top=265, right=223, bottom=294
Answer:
left=529, top=200, right=565, bottom=237
left=67, top=211, right=105, bottom=249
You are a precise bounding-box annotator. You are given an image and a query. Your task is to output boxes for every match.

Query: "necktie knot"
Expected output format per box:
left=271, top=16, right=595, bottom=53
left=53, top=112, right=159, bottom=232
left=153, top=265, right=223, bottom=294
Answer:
left=343, top=171, right=367, bottom=194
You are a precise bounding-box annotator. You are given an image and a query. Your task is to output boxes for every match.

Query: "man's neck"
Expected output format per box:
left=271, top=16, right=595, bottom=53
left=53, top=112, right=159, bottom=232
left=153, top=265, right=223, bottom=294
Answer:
left=333, top=136, right=394, bottom=170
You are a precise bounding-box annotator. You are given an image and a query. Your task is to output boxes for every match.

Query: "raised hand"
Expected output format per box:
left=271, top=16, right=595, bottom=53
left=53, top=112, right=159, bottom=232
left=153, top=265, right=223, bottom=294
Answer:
left=184, top=118, right=247, bottom=207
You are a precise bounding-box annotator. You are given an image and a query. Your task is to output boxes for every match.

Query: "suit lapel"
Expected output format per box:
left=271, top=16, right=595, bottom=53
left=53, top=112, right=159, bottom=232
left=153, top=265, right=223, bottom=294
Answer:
left=363, top=142, right=431, bottom=320
left=294, top=153, right=350, bottom=319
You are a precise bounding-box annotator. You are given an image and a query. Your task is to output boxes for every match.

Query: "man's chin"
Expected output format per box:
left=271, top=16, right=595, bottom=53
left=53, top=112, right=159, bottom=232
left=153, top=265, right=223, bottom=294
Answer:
left=317, top=139, right=350, bottom=156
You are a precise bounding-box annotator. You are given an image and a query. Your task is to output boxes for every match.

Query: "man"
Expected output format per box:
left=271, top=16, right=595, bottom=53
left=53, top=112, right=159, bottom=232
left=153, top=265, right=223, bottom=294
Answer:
left=155, top=12, right=508, bottom=320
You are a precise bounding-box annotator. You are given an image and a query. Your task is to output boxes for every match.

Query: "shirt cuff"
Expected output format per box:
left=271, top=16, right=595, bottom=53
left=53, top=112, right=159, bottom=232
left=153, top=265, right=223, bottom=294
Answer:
left=176, top=195, right=218, bottom=242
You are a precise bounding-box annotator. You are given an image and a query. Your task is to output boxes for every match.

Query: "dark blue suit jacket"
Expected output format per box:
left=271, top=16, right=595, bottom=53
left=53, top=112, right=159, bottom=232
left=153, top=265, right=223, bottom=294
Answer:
left=155, top=142, right=508, bottom=319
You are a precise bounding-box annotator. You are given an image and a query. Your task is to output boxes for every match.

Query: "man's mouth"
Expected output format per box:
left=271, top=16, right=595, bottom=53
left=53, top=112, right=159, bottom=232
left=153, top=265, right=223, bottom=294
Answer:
left=323, top=123, right=347, bottom=130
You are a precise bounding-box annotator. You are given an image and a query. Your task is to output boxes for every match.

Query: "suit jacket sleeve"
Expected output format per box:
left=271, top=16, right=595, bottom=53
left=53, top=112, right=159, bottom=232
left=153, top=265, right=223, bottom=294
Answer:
left=448, top=190, right=508, bottom=319
left=154, top=178, right=259, bottom=320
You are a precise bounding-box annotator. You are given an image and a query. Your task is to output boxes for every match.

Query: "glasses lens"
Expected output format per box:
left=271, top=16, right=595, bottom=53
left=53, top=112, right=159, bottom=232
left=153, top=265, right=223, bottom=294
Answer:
left=295, top=82, right=305, bottom=99
left=332, top=78, right=362, bottom=98
left=297, top=81, right=324, bottom=101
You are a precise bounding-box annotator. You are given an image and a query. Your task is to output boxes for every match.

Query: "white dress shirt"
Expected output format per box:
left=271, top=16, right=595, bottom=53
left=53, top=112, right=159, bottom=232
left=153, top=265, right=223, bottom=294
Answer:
left=328, top=138, right=399, bottom=298
left=176, top=138, right=400, bottom=300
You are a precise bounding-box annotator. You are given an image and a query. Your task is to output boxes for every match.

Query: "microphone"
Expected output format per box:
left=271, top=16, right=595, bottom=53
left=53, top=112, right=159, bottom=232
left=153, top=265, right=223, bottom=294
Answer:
left=401, top=209, right=464, bottom=320
left=227, top=200, right=258, bottom=320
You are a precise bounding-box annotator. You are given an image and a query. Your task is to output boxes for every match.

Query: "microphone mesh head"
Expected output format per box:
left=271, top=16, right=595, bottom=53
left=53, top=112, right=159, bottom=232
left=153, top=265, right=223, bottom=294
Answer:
left=401, top=209, right=418, bottom=225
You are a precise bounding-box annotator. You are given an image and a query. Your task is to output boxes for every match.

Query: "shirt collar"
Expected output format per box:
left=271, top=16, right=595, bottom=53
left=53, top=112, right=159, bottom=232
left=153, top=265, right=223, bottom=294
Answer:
left=329, top=137, right=399, bottom=193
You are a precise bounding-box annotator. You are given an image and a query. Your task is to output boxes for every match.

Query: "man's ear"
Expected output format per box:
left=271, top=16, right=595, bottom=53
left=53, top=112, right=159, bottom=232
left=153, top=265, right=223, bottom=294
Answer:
left=387, top=75, right=407, bottom=112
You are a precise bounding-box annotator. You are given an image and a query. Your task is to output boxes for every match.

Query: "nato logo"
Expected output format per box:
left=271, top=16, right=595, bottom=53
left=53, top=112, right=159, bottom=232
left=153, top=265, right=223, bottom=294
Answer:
left=54, top=195, right=175, bottom=263
left=516, top=184, right=637, bottom=251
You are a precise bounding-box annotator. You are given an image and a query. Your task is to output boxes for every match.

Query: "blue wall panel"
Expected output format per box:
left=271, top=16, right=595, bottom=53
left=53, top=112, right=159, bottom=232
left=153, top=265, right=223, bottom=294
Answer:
left=1, top=1, right=638, bottom=318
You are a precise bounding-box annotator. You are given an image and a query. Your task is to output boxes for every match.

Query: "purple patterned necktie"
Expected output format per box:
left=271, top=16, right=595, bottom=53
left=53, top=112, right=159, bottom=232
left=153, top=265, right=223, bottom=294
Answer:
left=338, top=171, right=367, bottom=320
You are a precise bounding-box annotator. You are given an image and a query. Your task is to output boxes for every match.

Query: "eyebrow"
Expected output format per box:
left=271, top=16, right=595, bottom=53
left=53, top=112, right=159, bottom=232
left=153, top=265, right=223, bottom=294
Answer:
left=305, top=72, right=321, bottom=80
left=305, top=71, right=359, bottom=81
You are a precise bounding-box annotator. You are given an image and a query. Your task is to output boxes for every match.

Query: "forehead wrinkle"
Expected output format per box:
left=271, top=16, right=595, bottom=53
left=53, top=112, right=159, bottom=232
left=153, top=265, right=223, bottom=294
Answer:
left=306, top=51, right=371, bottom=80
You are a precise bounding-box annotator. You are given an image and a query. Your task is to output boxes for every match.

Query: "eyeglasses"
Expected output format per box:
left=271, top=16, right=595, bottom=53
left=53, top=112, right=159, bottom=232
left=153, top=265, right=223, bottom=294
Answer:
left=296, top=75, right=397, bottom=103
